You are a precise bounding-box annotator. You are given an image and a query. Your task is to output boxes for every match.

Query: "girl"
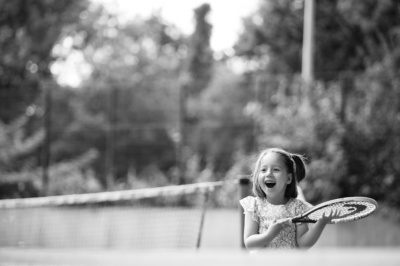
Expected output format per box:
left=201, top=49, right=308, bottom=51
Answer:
left=240, top=148, right=338, bottom=250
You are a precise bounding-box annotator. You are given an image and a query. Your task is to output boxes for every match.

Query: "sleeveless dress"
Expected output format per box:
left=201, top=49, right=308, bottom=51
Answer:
left=240, top=196, right=313, bottom=249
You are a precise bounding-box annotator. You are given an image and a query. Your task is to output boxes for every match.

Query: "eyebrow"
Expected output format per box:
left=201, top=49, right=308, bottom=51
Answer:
left=260, top=164, right=282, bottom=168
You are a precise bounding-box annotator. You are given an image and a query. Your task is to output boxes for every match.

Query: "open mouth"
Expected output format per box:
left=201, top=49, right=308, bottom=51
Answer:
left=265, top=181, right=276, bottom=188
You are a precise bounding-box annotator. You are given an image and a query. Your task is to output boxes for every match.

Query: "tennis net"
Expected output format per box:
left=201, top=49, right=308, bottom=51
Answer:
left=0, top=181, right=225, bottom=250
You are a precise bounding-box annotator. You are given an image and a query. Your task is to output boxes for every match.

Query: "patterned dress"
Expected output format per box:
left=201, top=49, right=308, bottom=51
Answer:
left=240, top=196, right=313, bottom=249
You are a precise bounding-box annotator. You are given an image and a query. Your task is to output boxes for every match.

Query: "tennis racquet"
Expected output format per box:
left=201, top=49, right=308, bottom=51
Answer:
left=291, top=197, right=378, bottom=224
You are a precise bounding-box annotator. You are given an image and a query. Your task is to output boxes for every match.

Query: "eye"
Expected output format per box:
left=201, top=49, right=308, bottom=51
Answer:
left=273, top=168, right=280, bottom=172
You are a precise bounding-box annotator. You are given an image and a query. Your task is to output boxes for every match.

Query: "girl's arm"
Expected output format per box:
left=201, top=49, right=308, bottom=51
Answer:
left=296, top=210, right=339, bottom=248
left=243, top=211, right=288, bottom=249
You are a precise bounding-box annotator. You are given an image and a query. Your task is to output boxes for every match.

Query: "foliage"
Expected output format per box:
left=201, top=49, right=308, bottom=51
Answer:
left=235, top=0, right=400, bottom=79
left=0, top=0, right=104, bottom=198
left=188, top=63, right=254, bottom=176
left=49, top=8, right=190, bottom=187
left=0, top=0, right=90, bottom=123
left=340, top=53, right=400, bottom=206
left=233, top=0, right=400, bottom=207
left=0, top=119, right=100, bottom=198
left=234, top=0, right=304, bottom=73
left=2, top=0, right=400, bottom=213
left=186, top=3, right=214, bottom=96
left=46, top=149, right=101, bottom=195
left=0, top=117, right=44, bottom=170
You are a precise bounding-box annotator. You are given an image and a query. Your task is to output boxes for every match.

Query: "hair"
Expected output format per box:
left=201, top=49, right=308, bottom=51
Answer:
left=252, top=148, right=307, bottom=199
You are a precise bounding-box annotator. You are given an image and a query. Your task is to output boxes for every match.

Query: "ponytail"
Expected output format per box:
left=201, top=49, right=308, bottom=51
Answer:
left=291, top=154, right=307, bottom=183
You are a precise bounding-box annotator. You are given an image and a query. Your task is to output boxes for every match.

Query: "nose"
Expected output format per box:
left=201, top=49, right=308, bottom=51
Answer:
left=265, top=168, right=273, bottom=177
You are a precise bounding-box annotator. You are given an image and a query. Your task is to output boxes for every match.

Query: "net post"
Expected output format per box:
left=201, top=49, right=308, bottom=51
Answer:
left=238, top=176, right=251, bottom=249
left=196, top=189, right=211, bottom=249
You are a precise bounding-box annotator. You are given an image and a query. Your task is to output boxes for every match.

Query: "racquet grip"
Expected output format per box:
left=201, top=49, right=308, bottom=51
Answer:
left=291, top=217, right=316, bottom=224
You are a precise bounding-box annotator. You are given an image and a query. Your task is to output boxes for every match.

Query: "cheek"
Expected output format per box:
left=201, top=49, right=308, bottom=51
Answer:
left=258, top=176, right=265, bottom=186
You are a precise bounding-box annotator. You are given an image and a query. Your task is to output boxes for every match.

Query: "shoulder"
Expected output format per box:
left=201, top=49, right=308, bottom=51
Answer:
left=240, top=196, right=262, bottom=223
left=239, top=196, right=255, bottom=209
left=239, top=196, right=263, bottom=212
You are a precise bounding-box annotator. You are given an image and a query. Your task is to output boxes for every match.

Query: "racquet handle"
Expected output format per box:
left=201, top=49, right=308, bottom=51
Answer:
left=291, top=217, right=316, bottom=224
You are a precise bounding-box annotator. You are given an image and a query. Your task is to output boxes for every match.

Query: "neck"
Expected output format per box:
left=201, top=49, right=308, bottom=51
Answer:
left=266, top=195, right=289, bottom=205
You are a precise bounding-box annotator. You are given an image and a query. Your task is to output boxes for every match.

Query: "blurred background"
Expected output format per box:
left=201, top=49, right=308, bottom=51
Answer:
left=1, top=0, right=400, bottom=255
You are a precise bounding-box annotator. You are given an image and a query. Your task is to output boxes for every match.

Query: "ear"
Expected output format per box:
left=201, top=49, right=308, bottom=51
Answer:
left=287, top=174, right=292, bottom=184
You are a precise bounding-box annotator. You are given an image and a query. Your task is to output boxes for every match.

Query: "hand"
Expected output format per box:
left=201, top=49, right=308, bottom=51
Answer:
left=268, top=218, right=292, bottom=235
left=317, top=209, right=341, bottom=225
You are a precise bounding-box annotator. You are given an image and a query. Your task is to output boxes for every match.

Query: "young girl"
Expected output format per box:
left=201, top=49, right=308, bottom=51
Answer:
left=240, top=148, right=338, bottom=250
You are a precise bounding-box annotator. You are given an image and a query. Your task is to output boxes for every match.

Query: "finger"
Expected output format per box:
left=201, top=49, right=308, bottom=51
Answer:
left=282, top=218, right=293, bottom=226
left=283, top=218, right=292, bottom=225
left=277, top=218, right=288, bottom=225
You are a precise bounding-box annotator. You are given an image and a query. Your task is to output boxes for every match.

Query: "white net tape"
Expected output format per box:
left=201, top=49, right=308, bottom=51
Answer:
left=0, top=181, right=224, bottom=209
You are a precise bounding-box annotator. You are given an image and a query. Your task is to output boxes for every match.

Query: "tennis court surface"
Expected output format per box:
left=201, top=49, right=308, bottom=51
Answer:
left=1, top=248, right=399, bottom=266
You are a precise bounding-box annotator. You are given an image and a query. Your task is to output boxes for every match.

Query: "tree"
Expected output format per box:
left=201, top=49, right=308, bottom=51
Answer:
left=0, top=0, right=100, bottom=198
left=190, top=63, right=254, bottom=176
left=175, top=3, right=214, bottom=184
left=234, top=0, right=303, bottom=74
left=0, top=0, right=90, bottom=123
left=50, top=9, right=190, bottom=187
left=232, top=0, right=400, bottom=206
left=340, top=52, right=400, bottom=206
left=235, top=0, right=400, bottom=79
left=186, top=3, right=214, bottom=96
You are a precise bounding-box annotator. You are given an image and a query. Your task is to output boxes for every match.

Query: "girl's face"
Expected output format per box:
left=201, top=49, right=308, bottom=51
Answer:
left=258, top=152, right=292, bottom=203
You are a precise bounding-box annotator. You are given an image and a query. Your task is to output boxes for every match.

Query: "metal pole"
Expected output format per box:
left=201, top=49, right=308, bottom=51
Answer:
left=301, top=0, right=315, bottom=84
left=301, top=0, right=315, bottom=106
left=238, top=177, right=251, bottom=249
left=42, top=83, right=51, bottom=196
left=196, top=189, right=210, bottom=249
left=177, top=75, right=188, bottom=185
left=105, top=83, right=117, bottom=189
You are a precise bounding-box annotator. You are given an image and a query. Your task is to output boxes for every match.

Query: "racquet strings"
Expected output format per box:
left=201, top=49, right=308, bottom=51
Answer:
left=306, top=200, right=377, bottom=223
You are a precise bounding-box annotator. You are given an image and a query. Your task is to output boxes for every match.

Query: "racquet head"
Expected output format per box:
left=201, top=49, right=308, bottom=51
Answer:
left=292, top=197, right=378, bottom=224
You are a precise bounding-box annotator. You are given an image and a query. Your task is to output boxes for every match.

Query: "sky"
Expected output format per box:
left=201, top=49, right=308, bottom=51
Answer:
left=52, top=0, right=261, bottom=87
left=92, top=0, right=260, bottom=52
